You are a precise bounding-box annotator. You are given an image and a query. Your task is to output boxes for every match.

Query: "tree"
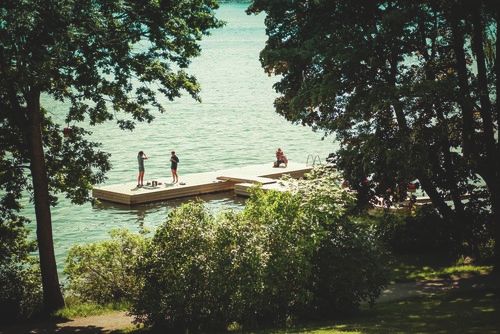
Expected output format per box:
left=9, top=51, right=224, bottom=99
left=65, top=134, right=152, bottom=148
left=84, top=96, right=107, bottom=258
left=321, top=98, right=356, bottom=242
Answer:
left=0, top=0, right=222, bottom=313
left=248, top=1, right=499, bottom=268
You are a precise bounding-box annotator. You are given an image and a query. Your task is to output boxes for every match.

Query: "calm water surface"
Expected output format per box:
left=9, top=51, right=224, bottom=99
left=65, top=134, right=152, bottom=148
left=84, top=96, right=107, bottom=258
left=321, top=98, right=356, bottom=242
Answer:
left=26, top=3, right=337, bottom=273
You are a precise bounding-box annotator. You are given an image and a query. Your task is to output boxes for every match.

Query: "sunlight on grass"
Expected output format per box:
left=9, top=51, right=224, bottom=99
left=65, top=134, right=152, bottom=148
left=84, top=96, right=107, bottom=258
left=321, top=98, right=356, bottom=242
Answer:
left=54, top=301, right=130, bottom=319
left=389, top=253, right=493, bottom=282
left=246, top=288, right=499, bottom=334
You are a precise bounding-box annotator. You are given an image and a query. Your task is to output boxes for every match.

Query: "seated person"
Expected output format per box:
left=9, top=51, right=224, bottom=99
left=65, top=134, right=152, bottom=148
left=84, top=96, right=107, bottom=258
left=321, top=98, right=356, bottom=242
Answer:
left=274, top=148, right=288, bottom=167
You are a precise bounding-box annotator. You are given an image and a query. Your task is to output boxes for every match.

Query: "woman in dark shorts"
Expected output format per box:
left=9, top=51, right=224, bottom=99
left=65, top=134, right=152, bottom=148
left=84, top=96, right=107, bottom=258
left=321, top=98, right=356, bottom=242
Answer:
left=170, top=151, right=179, bottom=183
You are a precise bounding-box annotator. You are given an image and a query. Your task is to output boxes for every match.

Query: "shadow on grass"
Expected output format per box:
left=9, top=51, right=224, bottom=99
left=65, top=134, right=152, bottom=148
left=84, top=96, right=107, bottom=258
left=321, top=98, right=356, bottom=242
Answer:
left=0, top=307, right=132, bottom=334
left=268, top=287, right=499, bottom=334
left=117, top=281, right=498, bottom=334
left=388, top=253, right=493, bottom=283
left=0, top=321, right=106, bottom=334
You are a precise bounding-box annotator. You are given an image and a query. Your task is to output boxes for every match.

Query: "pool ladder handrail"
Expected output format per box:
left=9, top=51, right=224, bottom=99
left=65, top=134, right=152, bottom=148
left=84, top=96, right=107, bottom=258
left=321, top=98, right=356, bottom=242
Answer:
left=306, top=154, right=322, bottom=166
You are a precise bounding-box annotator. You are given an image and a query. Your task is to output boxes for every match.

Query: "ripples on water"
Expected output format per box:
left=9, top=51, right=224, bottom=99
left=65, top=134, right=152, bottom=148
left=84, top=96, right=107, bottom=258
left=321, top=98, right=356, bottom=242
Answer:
left=26, top=2, right=338, bottom=273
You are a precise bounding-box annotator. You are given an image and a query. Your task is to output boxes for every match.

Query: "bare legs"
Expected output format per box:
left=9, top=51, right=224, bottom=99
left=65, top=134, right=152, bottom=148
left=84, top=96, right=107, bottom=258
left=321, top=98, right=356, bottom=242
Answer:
left=171, top=169, right=178, bottom=183
left=137, top=171, right=145, bottom=186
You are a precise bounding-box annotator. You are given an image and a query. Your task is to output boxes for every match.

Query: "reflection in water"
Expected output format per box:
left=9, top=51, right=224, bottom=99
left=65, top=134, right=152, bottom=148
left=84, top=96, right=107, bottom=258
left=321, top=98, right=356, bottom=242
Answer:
left=93, top=190, right=247, bottom=228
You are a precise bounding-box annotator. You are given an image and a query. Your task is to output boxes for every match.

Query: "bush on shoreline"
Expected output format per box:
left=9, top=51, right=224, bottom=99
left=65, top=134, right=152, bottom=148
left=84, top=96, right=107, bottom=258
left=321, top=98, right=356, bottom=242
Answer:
left=62, top=167, right=388, bottom=332
left=131, top=167, right=389, bottom=332
left=64, top=229, right=149, bottom=304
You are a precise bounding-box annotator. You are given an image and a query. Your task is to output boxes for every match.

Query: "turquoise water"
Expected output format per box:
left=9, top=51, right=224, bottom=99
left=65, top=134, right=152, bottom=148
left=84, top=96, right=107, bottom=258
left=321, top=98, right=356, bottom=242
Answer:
left=28, top=2, right=337, bottom=273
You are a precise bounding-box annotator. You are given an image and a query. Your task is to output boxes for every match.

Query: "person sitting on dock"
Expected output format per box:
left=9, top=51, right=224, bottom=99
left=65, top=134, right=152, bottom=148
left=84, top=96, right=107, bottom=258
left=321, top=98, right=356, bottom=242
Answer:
left=137, top=151, right=148, bottom=187
left=274, top=148, right=288, bottom=168
left=170, top=151, right=179, bottom=183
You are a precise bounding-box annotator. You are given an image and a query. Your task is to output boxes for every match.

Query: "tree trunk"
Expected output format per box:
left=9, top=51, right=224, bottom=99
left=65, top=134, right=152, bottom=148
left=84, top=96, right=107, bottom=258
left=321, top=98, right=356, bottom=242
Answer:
left=27, top=89, right=65, bottom=313
left=494, top=5, right=500, bottom=274
left=450, top=12, right=475, bottom=160
left=492, top=192, right=500, bottom=274
left=471, top=6, right=495, bottom=161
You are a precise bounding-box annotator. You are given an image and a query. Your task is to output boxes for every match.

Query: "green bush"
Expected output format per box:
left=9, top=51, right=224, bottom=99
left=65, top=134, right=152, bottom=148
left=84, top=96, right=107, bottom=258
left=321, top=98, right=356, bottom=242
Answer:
left=292, top=167, right=388, bottom=318
left=64, top=229, right=148, bottom=304
left=210, top=210, right=267, bottom=329
left=132, top=167, right=389, bottom=331
left=0, top=219, right=42, bottom=323
left=132, top=202, right=226, bottom=332
left=310, top=220, right=388, bottom=316
left=242, top=189, right=317, bottom=326
left=374, top=206, right=455, bottom=254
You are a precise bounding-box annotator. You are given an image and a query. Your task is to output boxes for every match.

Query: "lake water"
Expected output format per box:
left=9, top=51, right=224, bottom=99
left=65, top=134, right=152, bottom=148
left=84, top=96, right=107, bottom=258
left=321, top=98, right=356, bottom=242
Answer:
left=27, top=2, right=337, bottom=273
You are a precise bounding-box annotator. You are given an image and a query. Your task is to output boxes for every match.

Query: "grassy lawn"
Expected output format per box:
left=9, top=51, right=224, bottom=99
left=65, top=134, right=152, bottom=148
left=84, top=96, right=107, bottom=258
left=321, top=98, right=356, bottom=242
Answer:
left=119, top=287, right=498, bottom=334
left=387, top=253, right=493, bottom=283
left=247, top=257, right=498, bottom=334
left=54, top=300, right=130, bottom=319
left=118, top=274, right=498, bottom=334
left=2, top=256, right=494, bottom=334
left=260, top=289, right=498, bottom=334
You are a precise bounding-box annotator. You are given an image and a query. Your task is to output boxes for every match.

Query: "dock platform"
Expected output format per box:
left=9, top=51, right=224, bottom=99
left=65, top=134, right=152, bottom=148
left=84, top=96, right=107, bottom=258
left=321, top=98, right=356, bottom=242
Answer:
left=92, top=162, right=311, bottom=205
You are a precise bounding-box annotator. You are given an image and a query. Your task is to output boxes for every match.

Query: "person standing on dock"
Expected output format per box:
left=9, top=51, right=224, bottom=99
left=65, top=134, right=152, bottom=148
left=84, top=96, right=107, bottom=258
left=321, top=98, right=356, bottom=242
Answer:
left=170, top=151, right=179, bottom=183
left=137, top=151, right=148, bottom=187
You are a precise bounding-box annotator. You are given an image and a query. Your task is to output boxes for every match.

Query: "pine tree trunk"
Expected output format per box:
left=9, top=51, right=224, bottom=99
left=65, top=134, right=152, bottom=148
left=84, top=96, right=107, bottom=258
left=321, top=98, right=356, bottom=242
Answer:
left=27, top=89, right=65, bottom=313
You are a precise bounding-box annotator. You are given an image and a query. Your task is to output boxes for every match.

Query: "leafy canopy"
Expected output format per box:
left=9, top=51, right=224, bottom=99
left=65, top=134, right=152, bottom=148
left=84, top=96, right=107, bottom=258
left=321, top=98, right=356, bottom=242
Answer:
left=0, top=0, right=223, bottom=216
left=248, top=1, right=499, bottom=255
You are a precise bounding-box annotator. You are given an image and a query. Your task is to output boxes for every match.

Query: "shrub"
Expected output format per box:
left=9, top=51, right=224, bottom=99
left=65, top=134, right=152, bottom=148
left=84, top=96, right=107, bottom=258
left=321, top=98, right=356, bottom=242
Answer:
left=309, top=220, right=388, bottom=316
left=374, top=206, right=455, bottom=254
left=210, top=210, right=267, bottom=328
left=241, top=189, right=312, bottom=326
left=290, top=167, right=388, bottom=318
left=64, top=229, right=148, bottom=304
left=0, top=219, right=42, bottom=323
left=132, top=201, right=225, bottom=332
left=132, top=167, right=389, bottom=332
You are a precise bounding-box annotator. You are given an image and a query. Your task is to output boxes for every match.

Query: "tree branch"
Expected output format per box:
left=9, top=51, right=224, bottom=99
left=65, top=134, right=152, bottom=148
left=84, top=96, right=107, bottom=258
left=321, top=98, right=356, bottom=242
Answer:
left=449, top=10, right=476, bottom=161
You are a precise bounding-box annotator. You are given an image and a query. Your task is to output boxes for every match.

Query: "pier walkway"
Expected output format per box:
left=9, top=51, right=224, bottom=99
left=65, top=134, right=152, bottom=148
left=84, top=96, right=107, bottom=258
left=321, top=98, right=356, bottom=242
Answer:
left=92, top=162, right=311, bottom=205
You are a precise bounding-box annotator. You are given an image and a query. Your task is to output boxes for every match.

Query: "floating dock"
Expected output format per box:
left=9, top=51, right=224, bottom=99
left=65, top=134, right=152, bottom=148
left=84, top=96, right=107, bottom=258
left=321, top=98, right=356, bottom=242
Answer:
left=92, top=162, right=311, bottom=205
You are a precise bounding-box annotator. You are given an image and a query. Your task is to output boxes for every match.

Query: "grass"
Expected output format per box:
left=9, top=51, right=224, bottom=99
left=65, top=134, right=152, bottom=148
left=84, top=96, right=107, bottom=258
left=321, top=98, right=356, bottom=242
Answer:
left=254, top=288, right=499, bottom=334
left=54, top=300, right=129, bottom=319
left=388, top=253, right=493, bottom=283
left=118, top=286, right=498, bottom=334
left=116, top=257, right=498, bottom=334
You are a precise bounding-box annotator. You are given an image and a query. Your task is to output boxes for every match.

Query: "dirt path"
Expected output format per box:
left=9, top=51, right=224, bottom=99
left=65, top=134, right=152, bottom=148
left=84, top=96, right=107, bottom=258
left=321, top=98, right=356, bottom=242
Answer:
left=0, top=311, right=135, bottom=334
left=377, top=272, right=494, bottom=303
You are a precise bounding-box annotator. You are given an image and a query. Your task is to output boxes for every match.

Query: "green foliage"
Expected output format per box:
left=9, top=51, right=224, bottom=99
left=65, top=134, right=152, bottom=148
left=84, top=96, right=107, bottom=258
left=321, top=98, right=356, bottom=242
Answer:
left=64, top=229, right=148, bottom=304
left=54, top=298, right=129, bottom=319
left=1, top=0, right=224, bottom=311
left=0, top=219, right=42, bottom=323
left=0, top=0, right=222, bottom=213
left=132, top=202, right=223, bottom=331
left=373, top=207, right=453, bottom=254
left=132, top=167, right=388, bottom=331
left=371, top=205, right=494, bottom=261
left=248, top=0, right=499, bottom=263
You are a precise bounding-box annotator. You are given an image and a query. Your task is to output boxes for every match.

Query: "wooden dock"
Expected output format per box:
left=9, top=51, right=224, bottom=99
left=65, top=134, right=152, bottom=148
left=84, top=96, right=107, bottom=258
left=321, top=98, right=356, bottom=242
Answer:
left=92, top=162, right=311, bottom=205
left=234, top=181, right=291, bottom=196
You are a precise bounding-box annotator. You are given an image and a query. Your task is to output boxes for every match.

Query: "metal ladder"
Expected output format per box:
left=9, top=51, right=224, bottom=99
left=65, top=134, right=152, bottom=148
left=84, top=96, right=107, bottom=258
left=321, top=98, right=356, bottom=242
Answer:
left=306, top=154, right=322, bottom=166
